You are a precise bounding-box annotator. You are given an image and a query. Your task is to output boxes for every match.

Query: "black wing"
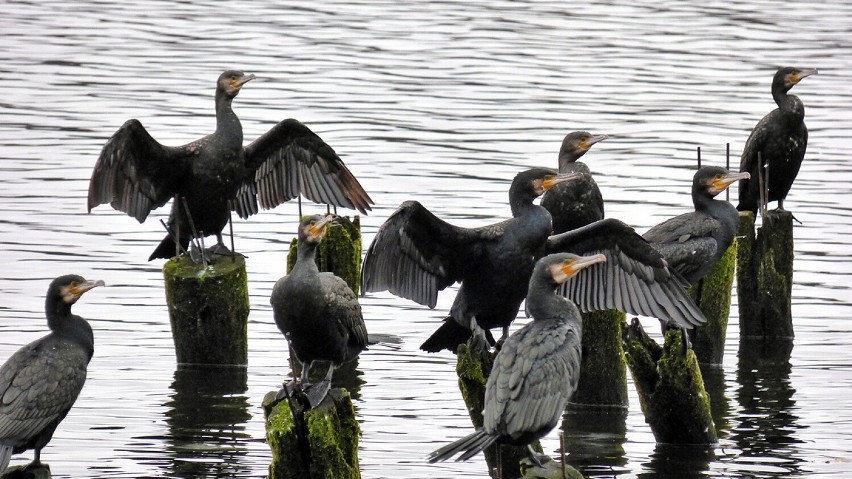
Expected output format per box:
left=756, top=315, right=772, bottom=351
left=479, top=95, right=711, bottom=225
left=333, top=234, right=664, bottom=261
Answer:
left=361, top=200, right=502, bottom=308
left=233, top=119, right=373, bottom=219
left=546, top=218, right=706, bottom=328
left=643, top=214, right=719, bottom=281
left=87, top=119, right=191, bottom=222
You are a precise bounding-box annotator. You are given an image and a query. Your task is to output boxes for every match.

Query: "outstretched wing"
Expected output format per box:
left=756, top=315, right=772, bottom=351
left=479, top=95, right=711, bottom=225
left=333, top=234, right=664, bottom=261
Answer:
left=361, top=200, right=502, bottom=308
left=233, top=119, right=373, bottom=219
left=87, top=119, right=191, bottom=222
left=546, top=218, right=706, bottom=328
left=0, top=339, right=89, bottom=448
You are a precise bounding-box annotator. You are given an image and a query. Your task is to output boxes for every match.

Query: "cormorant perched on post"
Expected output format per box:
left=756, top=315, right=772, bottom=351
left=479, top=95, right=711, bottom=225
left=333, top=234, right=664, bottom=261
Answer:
left=737, top=66, right=817, bottom=214
left=0, top=275, right=104, bottom=473
left=88, top=70, right=373, bottom=262
left=271, top=215, right=368, bottom=407
left=644, top=166, right=750, bottom=284
left=362, top=168, right=705, bottom=354
left=541, top=131, right=608, bottom=234
left=427, top=253, right=605, bottom=465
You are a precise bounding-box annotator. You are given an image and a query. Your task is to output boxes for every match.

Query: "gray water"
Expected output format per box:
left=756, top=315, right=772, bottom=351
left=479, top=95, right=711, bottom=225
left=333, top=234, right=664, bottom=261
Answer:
left=1, top=0, right=851, bottom=477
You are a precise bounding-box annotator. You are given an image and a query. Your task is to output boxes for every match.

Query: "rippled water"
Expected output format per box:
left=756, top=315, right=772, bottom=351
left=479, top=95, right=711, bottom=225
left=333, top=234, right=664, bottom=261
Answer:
left=1, top=0, right=850, bottom=477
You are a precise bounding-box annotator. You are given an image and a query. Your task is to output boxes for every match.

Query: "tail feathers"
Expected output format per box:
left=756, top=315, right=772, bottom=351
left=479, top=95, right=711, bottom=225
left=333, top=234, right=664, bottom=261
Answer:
left=0, top=445, right=12, bottom=474
left=420, top=317, right=473, bottom=353
left=149, top=234, right=189, bottom=261
left=428, top=429, right=498, bottom=463
left=366, top=333, right=403, bottom=350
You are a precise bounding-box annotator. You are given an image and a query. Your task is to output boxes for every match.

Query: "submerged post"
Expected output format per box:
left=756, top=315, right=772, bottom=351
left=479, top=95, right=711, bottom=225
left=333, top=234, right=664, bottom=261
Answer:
left=622, top=319, right=717, bottom=444
left=263, top=388, right=361, bottom=479
left=687, top=241, right=738, bottom=365
left=573, top=309, right=629, bottom=408
left=163, top=254, right=249, bottom=366
left=736, top=210, right=794, bottom=339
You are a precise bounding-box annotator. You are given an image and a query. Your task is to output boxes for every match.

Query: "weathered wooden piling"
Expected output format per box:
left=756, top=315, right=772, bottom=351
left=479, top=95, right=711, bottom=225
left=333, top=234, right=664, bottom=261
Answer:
left=573, top=309, right=629, bottom=408
left=622, top=319, right=717, bottom=444
left=736, top=210, right=794, bottom=339
left=288, top=216, right=362, bottom=292
left=687, top=241, right=738, bottom=365
left=163, top=253, right=250, bottom=366
left=1, top=465, right=51, bottom=479
left=263, top=388, right=361, bottom=479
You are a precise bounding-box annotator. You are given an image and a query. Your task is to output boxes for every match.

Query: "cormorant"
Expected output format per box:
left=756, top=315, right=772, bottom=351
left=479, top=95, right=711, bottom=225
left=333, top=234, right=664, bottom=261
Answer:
left=271, top=215, right=368, bottom=407
left=541, top=131, right=608, bottom=234
left=0, top=275, right=104, bottom=473
left=88, top=70, right=373, bottom=262
left=644, top=166, right=750, bottom=284
left=427, top=253, right=605, bottom=465
left=362, top=168, right=578, bottom=353
left=737, top=66, right=817, bottom=214
left=362, top=168, right=705, bottom=354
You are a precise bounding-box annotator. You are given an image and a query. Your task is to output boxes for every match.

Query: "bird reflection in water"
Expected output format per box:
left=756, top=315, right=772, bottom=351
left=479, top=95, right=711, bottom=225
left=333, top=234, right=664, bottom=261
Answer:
left=163, top=366, right=252, bottom=478
left=561, top=405, right=629, bottom=476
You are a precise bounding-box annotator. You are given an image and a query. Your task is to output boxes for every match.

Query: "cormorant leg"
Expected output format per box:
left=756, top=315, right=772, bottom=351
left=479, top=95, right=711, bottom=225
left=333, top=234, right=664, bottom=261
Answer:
left=305, top=364, right=334, bottom=408
left=526, top=444, right=545, bottom=467
left=208, top=232, right=233, bottom=256
left=494, top=325, right=510, bottom=351
left=469, top=321, right=491, bottom=355
left=300, top=360, right=313, bottom=385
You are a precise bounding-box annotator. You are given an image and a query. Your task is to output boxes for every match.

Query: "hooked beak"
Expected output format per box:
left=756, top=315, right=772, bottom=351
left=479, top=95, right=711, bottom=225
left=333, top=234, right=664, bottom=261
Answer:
left=63, top=279, right=105, bottom=304
left=309, top=214, right=335, bottom=239
left=543, top=172, right=582, bottom=191
left=791, top=68, right=818, bottom=84
left=582, top=134, right=609, bottom=150
left=711, top=171, right=750, bottom=194
left=550, top=254, right=607, bottom=283
left=234, top=73, right=256, bottom=89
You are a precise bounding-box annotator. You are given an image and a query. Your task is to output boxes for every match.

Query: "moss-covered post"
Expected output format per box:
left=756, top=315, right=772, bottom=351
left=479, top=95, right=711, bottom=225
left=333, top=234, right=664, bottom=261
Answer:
left=687, top=241, right=738, bottom=365
left=1, top=465, right=51, bottom=478
left=573, top=309, right=629, bottom=408
left=288, top=216, right=361, bottom=292
left=263, top=388, right=361, bottom=479
left=736, top=210, right=794, bottom=339
left=622, top=319, right=717, bottom=444
left=163, top=254, right=249, bottom=366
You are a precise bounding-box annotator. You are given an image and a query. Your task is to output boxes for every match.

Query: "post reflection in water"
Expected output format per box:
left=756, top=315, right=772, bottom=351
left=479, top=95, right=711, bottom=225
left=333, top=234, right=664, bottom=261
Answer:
left=732, top=339, right=806, bottom=477
left=562, top=406, right=629, bottom=477
left=640, top=443, right=716, bottom=478
left=699, top=364, right=731, bottom=437
left=163, top=366, right=252, bottom=478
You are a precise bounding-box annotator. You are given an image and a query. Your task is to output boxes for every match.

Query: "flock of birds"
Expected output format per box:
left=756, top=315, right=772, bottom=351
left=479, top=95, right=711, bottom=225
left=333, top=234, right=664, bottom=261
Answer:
left=0, top=66, right=815, bottom=473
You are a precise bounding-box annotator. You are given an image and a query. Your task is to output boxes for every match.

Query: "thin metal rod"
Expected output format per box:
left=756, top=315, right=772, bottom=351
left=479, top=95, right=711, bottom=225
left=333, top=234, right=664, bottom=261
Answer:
left=159, top=219, right=187, bottom=256
left=180, top=196, right=204, bottom=261
left=726, top=143, right=731, bottom=201
left=229, top=210, right=236, bottom=263
left=199, top=231, right=208, bottom=268
left=697, top=146, right=701, bottom=169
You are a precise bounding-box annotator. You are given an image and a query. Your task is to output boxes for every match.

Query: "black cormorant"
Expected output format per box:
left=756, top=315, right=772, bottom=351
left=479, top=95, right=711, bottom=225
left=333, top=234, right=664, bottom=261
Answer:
left=271, top=215, right=368, bottom=407
left=644, top=166, right=749, bottom=284
left=362, top=168, right=705, bottom=354
left=88, top=70, right=373, bottom=261
left=737, top=66, right=817, bottom=214
left=362, top=168, right=578, bottom=353
left=541, top=131, right=608, bottom=234
left=0, top=275, right=104, bottom=473
left=427, top=253, right=605, bottom=465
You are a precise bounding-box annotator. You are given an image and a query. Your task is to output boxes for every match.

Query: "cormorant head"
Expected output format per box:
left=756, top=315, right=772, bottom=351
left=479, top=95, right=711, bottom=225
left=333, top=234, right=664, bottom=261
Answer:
left=693, top=166, right=750, bottom=198
left=774, top=67, right=817, bottom=95
left=559, top=131, right=609, bottom=163
left=49, top=275, right=105, bottom=306
left=512, top=168, right=581, bottom=203
left=218, top=70, right=256, bottom=97
left=540, top=252, right=607, bottom=285
left=299, top=214, right=335, bottom=245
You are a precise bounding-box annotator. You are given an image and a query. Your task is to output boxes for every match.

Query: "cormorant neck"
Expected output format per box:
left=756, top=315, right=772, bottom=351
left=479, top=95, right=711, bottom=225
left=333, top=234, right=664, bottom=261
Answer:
left=46, top=300, right=94, bottom=359
left=295, top=239, right=320, bottom=272
left=557, top=150, right=586, bottom=173
left=526, top=281, right=576, bottom=324
left=773, top=91, right=805, bottom=119
left=692, top=190, right=716, bottom=212
left=509, top=192, right=537, bottom=217
left=215, top=89, right=243, bottom=143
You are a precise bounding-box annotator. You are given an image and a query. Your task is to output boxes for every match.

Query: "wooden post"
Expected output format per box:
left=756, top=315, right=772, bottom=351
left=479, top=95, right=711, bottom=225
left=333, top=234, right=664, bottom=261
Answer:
left=687, top=240, right=738, bottom=365
left=573, top=310, right=629, bottom=408
left=622, top=319, right=717, bottom=444
left=736, top=210, right=794, bottom=339
left=263, top=388, right=361, bottom=479
left=163, top=254, right=249, bottom=366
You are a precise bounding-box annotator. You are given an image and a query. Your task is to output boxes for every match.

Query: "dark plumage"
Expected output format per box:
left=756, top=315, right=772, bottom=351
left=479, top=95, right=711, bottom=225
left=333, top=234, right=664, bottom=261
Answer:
left=0, top=275, right=104, bottom=473
left=362, top=168, right=579, bottom=353
left=541, top=131, right=608, bottom=234
left=644, top=166, right=750, bottom=284
left=88, top=70, right=373, bottom=261
left=428, top=253, right=605, bottom=465
left=271, top=215, right=368, bottom=407
left=737, top=67, right=817, bottom=214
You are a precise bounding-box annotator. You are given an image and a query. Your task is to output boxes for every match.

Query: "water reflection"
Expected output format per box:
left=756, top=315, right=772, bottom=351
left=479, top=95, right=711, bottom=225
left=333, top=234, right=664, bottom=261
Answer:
left=163, top=365, right=253, bottom=478
left=731, top=339, right=805, bottom=477
left=699, top=364, right=732, bottom=437
left=639, top=443, right=715, bottom=479
left=562, top=406, right=629, bottom=477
